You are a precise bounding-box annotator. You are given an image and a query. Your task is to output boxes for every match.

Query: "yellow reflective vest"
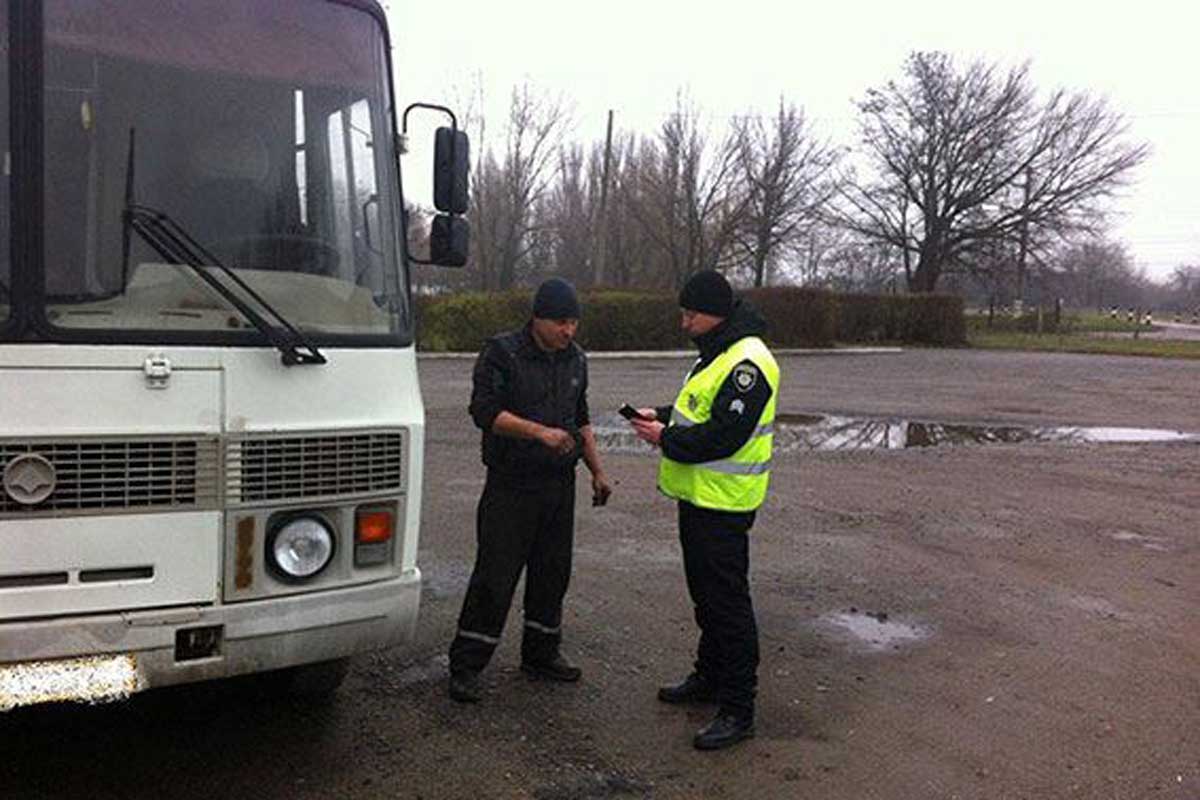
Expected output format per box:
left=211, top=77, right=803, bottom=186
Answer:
left=657, top=336, right=779, bottom=512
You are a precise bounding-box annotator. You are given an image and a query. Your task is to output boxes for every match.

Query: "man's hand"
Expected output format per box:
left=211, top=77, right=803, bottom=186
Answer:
left=630, top=417, right=664, bottom=446
left=539, top=426, right=576, bottom=456
left=591, top=471, right=613, bottom=507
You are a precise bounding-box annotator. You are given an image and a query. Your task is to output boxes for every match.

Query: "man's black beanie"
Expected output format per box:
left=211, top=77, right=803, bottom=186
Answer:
left=532, top=277, right=581, bottom=319
left=679, top=270, right=733, bottom=317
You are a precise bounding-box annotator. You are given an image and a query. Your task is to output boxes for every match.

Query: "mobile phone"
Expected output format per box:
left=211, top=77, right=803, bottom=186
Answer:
left=619, top=404, right=649, bottom=421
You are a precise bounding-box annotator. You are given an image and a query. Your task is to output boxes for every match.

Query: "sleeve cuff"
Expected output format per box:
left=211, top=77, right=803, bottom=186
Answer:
left=473, top=407, right=501, bottom=432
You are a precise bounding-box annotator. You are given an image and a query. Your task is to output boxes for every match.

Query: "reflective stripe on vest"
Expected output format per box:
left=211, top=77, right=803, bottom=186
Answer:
left=657, top=336, right=779, bottom=513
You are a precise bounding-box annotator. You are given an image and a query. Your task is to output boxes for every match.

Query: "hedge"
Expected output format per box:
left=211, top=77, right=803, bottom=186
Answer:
left=414, top=288, right=964, bottom=351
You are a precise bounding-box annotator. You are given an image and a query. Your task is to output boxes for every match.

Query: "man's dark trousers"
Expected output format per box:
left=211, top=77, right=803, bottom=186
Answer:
left=678, top=500, right=758, bottom=721
left=449, top=473, right=576, bottom=674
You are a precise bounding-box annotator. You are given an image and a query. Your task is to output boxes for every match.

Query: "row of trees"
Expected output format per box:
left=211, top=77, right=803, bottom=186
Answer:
left=411, top=51, right=1177, bottom=307
left=941, top=240, right=1198, bottom=312
left=415, top=86, right=840, bottom=293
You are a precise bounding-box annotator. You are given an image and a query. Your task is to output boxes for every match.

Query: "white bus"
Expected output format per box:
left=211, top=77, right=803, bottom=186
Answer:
left=0, top=0, right=468, bottom=709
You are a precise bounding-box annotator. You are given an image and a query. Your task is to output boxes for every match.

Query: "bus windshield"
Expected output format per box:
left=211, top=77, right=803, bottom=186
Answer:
left=1, top=3, right=9, bottom=327
left=38, top=0, right=408, bottom=340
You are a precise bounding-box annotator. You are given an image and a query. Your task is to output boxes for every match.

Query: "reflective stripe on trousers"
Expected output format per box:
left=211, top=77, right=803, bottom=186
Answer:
left=456, top=629, right=501, bottom=645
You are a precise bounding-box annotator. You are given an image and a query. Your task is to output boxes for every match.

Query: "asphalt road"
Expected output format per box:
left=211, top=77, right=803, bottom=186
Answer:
left=3, top=348, right=1199, bottom=799
left=1151, top=321, right=1200, bottom=341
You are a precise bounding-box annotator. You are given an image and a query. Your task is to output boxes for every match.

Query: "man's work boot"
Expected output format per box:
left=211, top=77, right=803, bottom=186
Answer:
left=693, top=712, right=755, bottom=751
left=520, top=653, right=582, bottom=682
left=448, top=670, right=482, bottom=703
left=657, top=672, right=717, bottom=705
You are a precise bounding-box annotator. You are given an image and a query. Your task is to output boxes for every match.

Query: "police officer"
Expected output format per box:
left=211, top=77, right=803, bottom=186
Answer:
left=628, top=270, right=778, bottom=750
left=448, top=278, right=612, bottom=703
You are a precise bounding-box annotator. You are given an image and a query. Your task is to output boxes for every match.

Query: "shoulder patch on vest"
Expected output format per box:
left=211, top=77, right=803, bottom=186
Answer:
left=732, top=362, right=758, bottom=393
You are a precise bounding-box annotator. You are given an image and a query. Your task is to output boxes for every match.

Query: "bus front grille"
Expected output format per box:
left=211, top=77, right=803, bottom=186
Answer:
left=0, top=437, right=221, bottom=517
left=226, top=430, right=404, bottom=505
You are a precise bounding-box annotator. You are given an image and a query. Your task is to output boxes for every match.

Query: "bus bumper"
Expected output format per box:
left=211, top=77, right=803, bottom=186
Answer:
left=0, top=569, right=420, bottom=709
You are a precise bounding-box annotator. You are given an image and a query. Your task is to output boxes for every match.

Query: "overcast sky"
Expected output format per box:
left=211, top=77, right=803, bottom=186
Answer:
left=386, top=0, right=1198, bottom=282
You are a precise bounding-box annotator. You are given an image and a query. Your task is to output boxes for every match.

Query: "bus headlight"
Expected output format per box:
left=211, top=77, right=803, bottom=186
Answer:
left=267, top=516, right=334, bottom=581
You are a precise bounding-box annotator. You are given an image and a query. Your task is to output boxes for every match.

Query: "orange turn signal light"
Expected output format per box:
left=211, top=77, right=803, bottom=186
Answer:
left=356, top=508, right=394, bottom=544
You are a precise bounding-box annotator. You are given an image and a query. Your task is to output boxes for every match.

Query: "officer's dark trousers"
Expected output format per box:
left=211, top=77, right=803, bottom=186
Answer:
left=449, top=472, right=576, bottom=675
left=678, top=500, right=759, bottom=721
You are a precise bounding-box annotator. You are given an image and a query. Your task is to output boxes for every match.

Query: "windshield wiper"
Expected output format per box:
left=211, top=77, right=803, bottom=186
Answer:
left=124, top=204, right=326, bottom=366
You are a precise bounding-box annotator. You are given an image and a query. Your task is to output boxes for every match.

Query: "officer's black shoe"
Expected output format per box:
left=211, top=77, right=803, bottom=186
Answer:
left=520, top=653, right=582, bottom=682
left=693, top=713, right=755, bottom=751
left=448, top=670, right=482, bottom=703
left=657, top=673, right=717, bottom=705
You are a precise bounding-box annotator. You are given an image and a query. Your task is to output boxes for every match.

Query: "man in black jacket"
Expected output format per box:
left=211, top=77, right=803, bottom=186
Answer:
left=448, top=278, right=612, bottom=703
left=629, top=270, right=778, bottom=750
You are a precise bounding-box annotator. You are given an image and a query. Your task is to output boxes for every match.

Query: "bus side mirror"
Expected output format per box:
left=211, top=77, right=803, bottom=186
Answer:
left=430, top=215, right=469, bottom=268
left=434, top=127, right=469, bottom=215
left=401, top=103, right=470, bottom=268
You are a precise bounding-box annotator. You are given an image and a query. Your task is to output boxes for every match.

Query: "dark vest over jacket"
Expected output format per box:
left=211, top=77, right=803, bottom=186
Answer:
left=468, top=324, right=590, bottom=485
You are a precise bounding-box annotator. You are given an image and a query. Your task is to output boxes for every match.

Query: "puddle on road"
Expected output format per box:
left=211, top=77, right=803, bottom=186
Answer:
left=822, top=611, right=929, bottom=652
left=593, top=412, right=1200, bottom=454
left=1109, top=530, right=1169, bottom=551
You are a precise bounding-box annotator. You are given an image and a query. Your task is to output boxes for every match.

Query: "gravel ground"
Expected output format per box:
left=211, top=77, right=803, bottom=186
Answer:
left=3, top=348, right=1198, bottom=800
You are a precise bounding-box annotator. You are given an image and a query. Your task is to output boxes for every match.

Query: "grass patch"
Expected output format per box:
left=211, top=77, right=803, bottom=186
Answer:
left=1064, top=312, right=1147, bottom=333
left=965, top=310, right=1144, bottom=335
left=968, top=329, right=1200, bottom=359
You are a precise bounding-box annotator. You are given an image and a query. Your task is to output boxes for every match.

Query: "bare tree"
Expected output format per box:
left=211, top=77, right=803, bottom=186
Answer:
left=1170, top=265, right=1199, bottom=299
left=470, top=84, right=570, bottom=290
left=1165, top=265, right=1200, bottom=314
left=816, top=232, right=903, bottom=292
left=840, top=52, right=1149, bottom=293
left=730, top=100, right=840, bottom=287
left=1048, top=237, right=1137, bottom=310
left=628, top=93, right=746, bottom=289
left=602, top=133, right=654, bottom=287
left=536, top=142, right=602, bottom=287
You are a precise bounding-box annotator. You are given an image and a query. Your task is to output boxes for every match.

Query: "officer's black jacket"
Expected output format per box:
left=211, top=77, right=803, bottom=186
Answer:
left=469, top=323, right=590, bottom=485
left=656, top=300, right=774, bottom=464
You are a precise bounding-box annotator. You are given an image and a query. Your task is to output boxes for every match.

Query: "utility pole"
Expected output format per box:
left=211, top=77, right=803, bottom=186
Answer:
left=1015, top=167, right=1031, bottom=316
left=595, top=109, right=613, bottom=286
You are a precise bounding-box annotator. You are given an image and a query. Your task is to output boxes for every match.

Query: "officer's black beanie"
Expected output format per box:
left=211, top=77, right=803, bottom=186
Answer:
left=679, top=270, right=733, bottom=317
left=532, top=277, right=581, bottom=320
